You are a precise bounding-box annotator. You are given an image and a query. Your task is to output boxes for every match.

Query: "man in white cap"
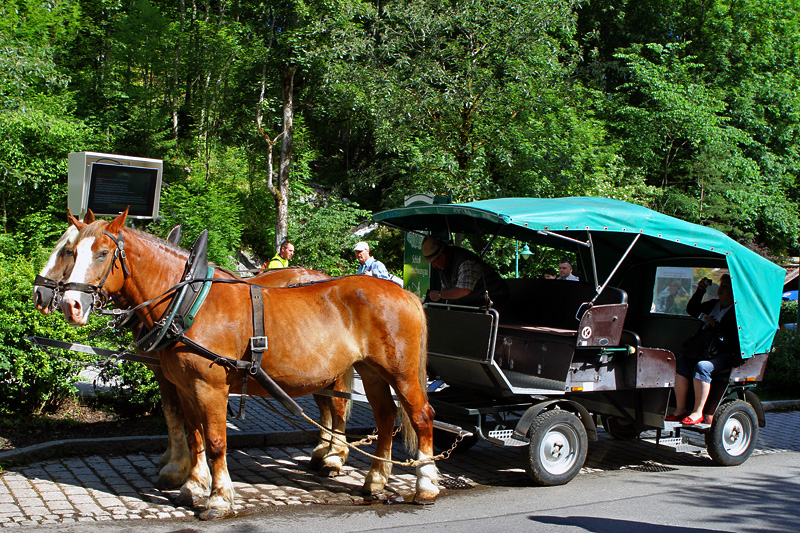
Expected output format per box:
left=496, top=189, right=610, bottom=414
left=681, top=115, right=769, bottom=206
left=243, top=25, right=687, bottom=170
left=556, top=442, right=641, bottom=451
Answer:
left=354, top=241, right=393, bottom=281
left=421, top=235, right=508, bottom=307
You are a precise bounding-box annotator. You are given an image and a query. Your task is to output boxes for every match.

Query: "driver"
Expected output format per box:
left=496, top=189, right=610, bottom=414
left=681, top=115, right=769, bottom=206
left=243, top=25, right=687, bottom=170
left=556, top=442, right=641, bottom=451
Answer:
left=422, top=236, right=509, bottom=308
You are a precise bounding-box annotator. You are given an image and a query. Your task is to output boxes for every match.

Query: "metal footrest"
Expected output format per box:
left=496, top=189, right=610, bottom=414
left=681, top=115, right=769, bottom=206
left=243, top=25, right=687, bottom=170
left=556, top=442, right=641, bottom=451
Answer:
left=487, top=428, right=527, bottom=447
left=644, top=436, right=706, bottom=453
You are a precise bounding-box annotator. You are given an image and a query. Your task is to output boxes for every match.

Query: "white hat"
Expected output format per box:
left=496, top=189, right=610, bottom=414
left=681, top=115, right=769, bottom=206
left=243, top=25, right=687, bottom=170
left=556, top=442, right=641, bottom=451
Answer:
left=353, top=241, right=369, bottom=252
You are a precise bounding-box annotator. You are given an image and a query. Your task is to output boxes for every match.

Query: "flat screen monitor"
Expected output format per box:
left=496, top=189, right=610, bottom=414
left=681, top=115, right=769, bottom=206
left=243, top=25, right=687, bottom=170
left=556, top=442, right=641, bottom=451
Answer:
left=87, top=163, right=160, bottom=218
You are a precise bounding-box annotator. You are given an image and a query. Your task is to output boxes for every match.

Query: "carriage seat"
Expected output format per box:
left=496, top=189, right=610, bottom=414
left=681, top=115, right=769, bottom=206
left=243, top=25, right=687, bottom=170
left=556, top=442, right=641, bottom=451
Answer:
left=501, top=279, right=626, bottom=328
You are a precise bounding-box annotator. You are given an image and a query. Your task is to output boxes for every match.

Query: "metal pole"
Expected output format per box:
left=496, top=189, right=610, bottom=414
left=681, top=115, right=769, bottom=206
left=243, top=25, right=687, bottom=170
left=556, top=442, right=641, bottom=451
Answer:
left=515, top=240, right=519, bottom=278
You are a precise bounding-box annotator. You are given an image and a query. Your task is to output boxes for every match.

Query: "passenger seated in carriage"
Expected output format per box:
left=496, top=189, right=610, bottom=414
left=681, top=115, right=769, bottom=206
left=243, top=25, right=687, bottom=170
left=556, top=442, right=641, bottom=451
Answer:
left=666, top=274, right=740, bottom=425
left=422, top=236, right=509, bottom=309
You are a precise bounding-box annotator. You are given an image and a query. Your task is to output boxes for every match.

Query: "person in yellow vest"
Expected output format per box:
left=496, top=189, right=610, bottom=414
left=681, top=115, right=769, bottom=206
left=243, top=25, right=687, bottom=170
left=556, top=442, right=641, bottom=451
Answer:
left=263, top=240, right=294, bottom=269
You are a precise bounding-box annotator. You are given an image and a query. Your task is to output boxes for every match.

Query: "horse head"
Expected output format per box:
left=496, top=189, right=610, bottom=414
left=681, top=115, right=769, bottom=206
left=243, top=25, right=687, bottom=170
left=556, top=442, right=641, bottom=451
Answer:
left=60, top=208, right=130, bottom=326
left=32, top=209, right=95, bottom=314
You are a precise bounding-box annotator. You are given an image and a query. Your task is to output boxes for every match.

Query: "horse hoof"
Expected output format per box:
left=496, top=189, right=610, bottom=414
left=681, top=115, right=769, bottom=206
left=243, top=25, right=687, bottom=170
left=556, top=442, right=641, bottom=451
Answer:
left=413, top=494, right=438, bottom=505
left=155, top=476, right=181, bottom=491
left=199, top=507, right=235, bottom=520
left=175, top=489, right=206, bottom=508
left=318, top=465, right=342, bottom=478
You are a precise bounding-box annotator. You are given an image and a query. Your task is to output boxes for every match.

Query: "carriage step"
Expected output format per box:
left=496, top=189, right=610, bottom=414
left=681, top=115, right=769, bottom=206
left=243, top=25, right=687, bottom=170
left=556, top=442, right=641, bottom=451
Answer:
left=487, top=428, right=528, bottom=447
left=643, top=436, right=706, bottom=452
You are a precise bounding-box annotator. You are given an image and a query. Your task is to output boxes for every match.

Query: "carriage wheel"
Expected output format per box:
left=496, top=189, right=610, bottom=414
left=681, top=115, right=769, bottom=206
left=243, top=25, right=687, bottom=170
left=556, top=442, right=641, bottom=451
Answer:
left=705, top=400, right=758, bottom=466
left=523, top=410, right=587, bottom=486
left=600, top=414, right=642, bottom=440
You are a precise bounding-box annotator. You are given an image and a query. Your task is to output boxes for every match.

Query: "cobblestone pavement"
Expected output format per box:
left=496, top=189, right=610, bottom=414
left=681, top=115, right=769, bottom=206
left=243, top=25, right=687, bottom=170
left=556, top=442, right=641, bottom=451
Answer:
left=0, top=397, right=798, bottom=528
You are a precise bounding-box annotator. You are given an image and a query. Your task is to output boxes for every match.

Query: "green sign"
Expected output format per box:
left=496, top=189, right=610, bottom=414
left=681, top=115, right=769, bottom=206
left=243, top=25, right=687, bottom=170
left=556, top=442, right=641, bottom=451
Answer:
left=403, top=231, right=430, bottom=300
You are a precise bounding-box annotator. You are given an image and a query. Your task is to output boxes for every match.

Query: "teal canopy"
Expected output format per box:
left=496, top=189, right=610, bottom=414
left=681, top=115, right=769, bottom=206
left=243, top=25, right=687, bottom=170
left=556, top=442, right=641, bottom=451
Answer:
left=375, top=197, right=784, bottom=358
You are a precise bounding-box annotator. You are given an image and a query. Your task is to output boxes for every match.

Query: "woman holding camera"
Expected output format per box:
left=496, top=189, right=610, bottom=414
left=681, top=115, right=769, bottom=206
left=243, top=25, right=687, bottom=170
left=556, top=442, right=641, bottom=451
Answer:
left=666, top=274, right=741, bottom=425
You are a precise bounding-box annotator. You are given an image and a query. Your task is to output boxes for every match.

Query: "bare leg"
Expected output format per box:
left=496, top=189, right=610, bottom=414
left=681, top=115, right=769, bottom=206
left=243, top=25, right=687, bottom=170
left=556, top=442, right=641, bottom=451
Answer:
left=671, top=373, right=690, bottom=415
left=688, top=379, right=711, bottom=421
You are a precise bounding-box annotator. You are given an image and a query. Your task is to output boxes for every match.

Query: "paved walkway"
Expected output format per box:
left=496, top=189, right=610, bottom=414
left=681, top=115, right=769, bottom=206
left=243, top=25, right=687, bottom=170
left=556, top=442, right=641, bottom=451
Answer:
left=0, top=397, right=798, bottom=528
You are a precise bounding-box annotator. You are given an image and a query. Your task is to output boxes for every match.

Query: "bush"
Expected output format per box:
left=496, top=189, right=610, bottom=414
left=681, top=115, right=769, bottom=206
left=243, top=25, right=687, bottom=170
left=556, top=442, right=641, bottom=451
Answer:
left=779, top=300, right=798, bottom=326
left=0, top=254, right=85, bottom=414
left=759, top=329, right=800, bottom=397
left=0, top=243, right=162, bottom=417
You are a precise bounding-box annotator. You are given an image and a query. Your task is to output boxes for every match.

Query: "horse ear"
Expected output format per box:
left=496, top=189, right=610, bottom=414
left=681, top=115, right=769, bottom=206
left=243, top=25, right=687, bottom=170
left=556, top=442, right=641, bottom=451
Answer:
left=84, top=209, right=96, bottom=224
left=107, top=206, right=130, bottom=234
left=67, top=208, right=87, bottom=230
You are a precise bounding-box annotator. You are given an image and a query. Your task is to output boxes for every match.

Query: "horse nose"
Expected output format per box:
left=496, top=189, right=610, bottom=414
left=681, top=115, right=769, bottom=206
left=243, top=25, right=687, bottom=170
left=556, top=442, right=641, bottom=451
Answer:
left=32, top=287, right=52, bottom=314
left=60, top=296, right=83, bottom=323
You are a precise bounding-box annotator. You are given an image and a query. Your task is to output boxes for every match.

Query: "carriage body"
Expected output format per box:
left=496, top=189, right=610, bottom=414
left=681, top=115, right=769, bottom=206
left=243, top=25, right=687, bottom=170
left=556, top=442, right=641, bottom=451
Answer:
left=375, top=197, right=783, bottom=484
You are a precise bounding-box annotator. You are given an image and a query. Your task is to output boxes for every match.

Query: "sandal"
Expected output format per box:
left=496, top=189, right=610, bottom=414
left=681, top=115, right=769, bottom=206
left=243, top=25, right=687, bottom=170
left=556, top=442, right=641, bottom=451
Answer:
left=682, top=415, right=704, bottom=425
left=665, top=412, right=687, bottom=422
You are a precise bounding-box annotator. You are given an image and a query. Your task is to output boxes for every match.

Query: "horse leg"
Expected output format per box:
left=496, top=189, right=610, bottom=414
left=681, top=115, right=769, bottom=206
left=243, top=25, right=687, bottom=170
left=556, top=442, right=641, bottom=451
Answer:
left=152, top=366, right=191, bottom=490
left=354, top=364, right=396, bottom=497
left=174, top=399, right=212, bottom=509
left=310, top=372, right=352, bottom=477
left=393, top=382, right=439, bottom=504
left=196, top=387, right=235, bottom=520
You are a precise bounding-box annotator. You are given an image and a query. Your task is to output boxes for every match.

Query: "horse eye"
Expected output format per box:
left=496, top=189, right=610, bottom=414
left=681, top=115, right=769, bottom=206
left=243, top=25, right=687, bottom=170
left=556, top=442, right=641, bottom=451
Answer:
left=98, top=250, right=110, bottom=259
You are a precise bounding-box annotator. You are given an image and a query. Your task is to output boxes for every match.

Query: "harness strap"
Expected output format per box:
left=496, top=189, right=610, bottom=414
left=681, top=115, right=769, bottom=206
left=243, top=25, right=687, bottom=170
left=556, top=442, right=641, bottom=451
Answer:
left=238, top=284, right=267, bottom=419
left=176, top=333, right=303, bottom=417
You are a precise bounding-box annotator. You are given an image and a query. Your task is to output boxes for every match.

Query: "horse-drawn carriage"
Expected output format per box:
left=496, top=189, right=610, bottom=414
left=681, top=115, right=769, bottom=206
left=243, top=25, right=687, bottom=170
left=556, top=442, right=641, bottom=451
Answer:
left=374, top=197, right=784, bottom=486
left=31, top=196, right=783, bottom=518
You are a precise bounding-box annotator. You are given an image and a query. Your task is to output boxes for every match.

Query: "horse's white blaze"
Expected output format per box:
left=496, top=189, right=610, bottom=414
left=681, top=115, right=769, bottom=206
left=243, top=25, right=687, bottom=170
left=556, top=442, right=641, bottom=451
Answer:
left=39, top=225, right=79, bottom=277
left=65, top=236, right=96, bottom=284
left=61, top=237, right=96, bottom=322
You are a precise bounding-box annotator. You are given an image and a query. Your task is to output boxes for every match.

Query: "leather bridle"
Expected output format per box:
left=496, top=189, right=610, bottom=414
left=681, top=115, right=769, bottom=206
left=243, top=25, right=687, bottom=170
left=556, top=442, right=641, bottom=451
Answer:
left=61, top=230, right=131, bottom=315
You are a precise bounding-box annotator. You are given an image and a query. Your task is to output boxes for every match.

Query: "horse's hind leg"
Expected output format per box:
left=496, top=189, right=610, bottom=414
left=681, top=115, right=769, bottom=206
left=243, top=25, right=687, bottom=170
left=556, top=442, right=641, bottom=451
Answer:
left=354, top=364, right=396, bottom=497
left=152, top=366, right=191, bottom=490
left=393, top=380, right=439, bottom=504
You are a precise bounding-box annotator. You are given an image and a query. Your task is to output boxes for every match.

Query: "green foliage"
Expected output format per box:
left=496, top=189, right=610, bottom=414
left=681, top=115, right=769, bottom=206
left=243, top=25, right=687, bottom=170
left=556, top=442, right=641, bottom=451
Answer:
left=779, top=300, right=798, bottom=326
left=760, top=329, right=800, bottom=397
left=289, top=189, right=371, bottom=276
left=148, top=178, right=244, bottom=269
left=94, top=360, right=162, bottom=418
left=0, top=253, right=88, bottom=415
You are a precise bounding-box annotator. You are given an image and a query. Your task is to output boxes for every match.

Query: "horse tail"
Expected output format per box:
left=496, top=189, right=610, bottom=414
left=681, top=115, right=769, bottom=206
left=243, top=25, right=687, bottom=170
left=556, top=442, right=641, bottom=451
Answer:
left=400, top=290, right=429, bottom=452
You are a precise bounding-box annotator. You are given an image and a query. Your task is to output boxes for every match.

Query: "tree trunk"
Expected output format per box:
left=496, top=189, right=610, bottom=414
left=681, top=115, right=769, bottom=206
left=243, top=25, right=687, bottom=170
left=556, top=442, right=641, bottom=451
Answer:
left=274, top=65, right=296, bottom=249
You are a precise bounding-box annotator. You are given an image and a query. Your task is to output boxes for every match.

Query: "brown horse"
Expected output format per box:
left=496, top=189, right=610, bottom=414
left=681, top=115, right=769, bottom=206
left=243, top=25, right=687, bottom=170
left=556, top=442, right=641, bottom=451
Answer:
left=34, top=214, right=350, bottom=493
left=59, top=209, right=438, bottom=519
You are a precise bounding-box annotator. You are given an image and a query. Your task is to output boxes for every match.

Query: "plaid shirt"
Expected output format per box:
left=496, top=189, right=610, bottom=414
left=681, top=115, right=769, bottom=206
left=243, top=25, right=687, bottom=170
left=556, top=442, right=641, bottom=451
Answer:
left=452, top=259, right=483, bottom=290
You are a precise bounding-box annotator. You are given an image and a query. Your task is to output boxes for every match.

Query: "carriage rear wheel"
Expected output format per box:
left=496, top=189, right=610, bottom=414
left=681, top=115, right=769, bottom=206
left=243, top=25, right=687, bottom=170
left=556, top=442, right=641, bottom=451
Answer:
left=523, top=410, right=587, bottom=486
left=705, top=400, right=758, bottom=466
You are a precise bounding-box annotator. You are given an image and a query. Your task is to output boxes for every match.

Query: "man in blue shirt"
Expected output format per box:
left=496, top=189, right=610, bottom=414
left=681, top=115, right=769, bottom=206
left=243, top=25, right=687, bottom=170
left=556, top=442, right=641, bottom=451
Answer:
left=354, top=241, right=392, bottom=279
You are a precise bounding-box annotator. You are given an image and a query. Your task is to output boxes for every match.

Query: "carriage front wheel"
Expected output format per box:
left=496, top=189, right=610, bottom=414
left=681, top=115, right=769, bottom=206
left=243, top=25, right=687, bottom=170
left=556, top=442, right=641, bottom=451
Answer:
left=705, top=400, right=758, bottom=466
left=523, top=410, right=587, bottom=486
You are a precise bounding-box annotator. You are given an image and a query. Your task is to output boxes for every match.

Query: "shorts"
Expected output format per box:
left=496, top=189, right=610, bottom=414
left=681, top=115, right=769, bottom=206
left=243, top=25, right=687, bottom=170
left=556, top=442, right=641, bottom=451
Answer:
left=676, top=352, right=741, bottom=384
